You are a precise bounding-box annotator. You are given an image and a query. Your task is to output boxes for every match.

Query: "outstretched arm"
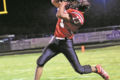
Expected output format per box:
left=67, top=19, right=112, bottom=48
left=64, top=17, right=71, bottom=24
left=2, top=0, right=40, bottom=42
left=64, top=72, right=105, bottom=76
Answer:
left=51, top=0, right=61, bottom=8
left=56, top=1, right=72, bottom=22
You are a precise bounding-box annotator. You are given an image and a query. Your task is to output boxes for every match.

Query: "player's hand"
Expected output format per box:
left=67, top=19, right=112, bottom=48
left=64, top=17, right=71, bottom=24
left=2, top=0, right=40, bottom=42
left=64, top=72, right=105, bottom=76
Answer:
left=63, top=0, right=67, bottom=2
left=61, top=0, right=71, bottom=9
left=61, top=1, right=67, bottom=6
left=81, top=0, right=90, bottom=6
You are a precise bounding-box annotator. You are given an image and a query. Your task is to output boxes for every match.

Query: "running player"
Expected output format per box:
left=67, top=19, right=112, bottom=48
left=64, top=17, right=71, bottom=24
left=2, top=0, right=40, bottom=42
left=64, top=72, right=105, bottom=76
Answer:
left=34, top=0, right=109, bottom=80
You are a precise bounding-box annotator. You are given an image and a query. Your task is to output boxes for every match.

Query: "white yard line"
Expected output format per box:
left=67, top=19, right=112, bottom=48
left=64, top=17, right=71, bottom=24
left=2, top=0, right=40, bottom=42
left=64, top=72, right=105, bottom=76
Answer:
left=14, top=69, right=32, bottom=72
left=12, top=78, right=26, bottom=80
left=49, top=76, right=97, bottom=79
left=0, top=65, right=4, bottom=66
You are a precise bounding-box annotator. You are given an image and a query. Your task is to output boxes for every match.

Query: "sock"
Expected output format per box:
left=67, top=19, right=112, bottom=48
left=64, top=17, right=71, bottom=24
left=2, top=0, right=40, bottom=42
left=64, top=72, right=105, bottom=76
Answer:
left=95, top=67, right=98, bottom=73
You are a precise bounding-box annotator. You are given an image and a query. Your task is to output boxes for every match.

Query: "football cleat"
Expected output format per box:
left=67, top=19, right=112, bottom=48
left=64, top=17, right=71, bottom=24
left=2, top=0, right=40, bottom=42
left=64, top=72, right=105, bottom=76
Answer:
left=96, top=65, right=109, bottom=80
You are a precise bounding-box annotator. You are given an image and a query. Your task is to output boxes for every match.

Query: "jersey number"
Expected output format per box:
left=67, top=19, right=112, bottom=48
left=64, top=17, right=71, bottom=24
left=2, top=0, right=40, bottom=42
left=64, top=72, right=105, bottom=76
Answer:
left=60, top=19, right=65, bottom=28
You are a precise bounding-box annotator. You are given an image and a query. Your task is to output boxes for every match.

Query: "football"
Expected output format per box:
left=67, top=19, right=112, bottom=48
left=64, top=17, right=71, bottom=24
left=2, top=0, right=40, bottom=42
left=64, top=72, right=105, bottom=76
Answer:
left=68, top=9, right=84, bottom=25
left=64, top=9, right=84, bottom=32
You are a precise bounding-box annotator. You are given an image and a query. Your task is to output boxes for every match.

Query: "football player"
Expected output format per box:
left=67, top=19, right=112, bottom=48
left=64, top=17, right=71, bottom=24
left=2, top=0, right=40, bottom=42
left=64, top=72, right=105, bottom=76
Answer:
left=34, top=0, right=109, bottom=80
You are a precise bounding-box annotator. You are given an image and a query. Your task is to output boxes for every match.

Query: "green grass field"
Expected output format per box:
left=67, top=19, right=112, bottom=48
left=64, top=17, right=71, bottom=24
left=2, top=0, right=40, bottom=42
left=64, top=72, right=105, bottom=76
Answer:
left=0, top=45, right=120, bottom=80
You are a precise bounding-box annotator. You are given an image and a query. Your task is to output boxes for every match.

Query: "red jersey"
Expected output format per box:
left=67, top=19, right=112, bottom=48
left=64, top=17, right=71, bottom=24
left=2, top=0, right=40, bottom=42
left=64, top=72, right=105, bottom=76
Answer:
left=54, top=9, right=84, bottom=39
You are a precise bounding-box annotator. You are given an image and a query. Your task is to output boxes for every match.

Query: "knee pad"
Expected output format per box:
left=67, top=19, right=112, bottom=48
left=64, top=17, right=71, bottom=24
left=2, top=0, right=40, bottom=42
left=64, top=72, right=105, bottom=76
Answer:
left=83, top=65, right=92, bottom=74
left=37, top=58, right=44, bottom=67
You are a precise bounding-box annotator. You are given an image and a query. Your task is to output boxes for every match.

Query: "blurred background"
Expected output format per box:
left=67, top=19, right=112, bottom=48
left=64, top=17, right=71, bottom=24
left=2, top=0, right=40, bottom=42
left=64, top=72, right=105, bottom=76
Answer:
left=0, top=0, right=120, bottom=53
left=0, top=0, right=120, bottom=35
left=0, top=1, right=120, bottom=80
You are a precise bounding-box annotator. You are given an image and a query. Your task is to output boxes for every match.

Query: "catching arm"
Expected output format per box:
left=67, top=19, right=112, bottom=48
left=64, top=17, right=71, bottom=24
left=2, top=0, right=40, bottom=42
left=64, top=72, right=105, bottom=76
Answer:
left=56, top=1, right=72, bottom=22
left=51, top=0, right=61, bottom=8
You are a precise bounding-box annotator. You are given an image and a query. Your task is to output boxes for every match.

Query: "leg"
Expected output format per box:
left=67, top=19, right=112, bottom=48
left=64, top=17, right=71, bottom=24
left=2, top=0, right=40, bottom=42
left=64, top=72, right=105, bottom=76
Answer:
left=62, top=47, right=92, bottom=74
left=91, top=66, right=97, bottom=72
left=61, top=39, right=109, bottom=79
left=60, top=39, right=92, bottom=74
left=34, top=66, right=43, bottom=80
left=34, top=43, right=60, bottom=80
